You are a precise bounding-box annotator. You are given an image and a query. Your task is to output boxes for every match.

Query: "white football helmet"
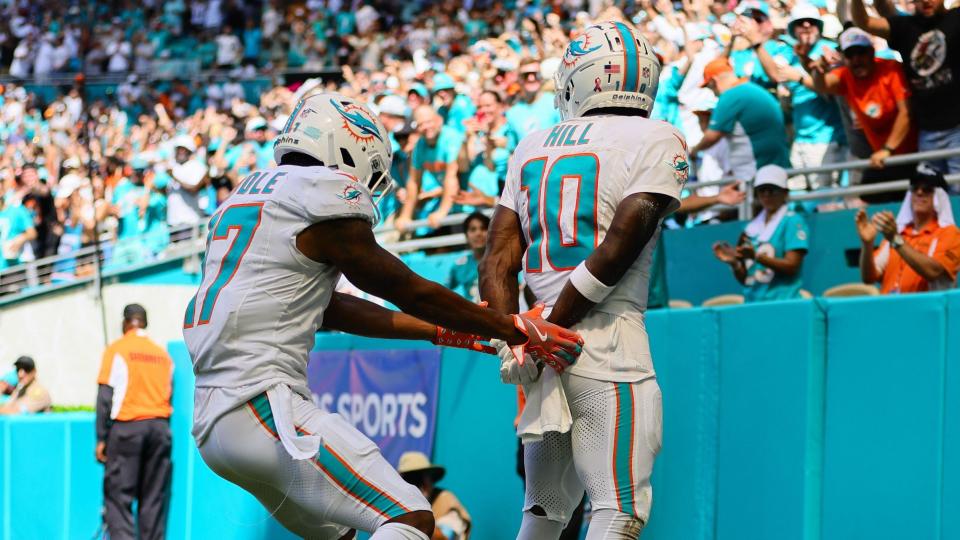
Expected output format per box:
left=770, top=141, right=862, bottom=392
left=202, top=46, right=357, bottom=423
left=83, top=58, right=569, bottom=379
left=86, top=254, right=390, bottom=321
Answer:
left=554, top=21, right=661, bottom=120
left=274, top=93, right=394, bottom=204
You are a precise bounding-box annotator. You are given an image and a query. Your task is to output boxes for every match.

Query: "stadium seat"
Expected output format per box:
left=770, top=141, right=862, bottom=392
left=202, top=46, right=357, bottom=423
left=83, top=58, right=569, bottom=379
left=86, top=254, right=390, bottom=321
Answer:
left=668, top=299, right=693, bottom=309
left=823, top=283, right=880, bottom=298
left=701, top=294, right=745, bottom=307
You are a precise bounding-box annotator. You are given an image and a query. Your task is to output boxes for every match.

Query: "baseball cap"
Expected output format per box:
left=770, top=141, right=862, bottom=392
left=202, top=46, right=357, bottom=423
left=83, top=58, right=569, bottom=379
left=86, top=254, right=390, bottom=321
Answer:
left=910, top=166, right=948, bottom=190
left=397, top=452, right=445, bottom=482
left=701, top=57, right=734, bottom=87
left=62, top=156, right=82, bottom=170
left=245, top=117, right=268, bottom=132
left=787, top=4, right=824, bottom=37
left=14, top=356, right=35, bottom=373
left=754, top=164, right=789, bottom=190
left=735, top=0, right=771, bottom=18
left=408, top=83, right=429, bottom=99
left=123, top=303, right=148, bottom=326
left=378, top=95, right=409, bottom=118
left=172, top=134, right=197, bottom=153
left=838, top=27, right=873, bottom=52
left=432, top=73, right=456, bottom=93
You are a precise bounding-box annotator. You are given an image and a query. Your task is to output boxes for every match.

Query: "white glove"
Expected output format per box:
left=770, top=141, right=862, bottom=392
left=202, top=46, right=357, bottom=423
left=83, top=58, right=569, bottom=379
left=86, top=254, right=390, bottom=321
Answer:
left=492, top=338, right=541, bottom=385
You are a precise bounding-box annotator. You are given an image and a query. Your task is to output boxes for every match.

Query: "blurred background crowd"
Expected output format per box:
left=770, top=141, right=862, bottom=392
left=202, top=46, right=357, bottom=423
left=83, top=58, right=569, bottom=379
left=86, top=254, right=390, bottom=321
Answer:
left=0, top=0, right=957, bottom=299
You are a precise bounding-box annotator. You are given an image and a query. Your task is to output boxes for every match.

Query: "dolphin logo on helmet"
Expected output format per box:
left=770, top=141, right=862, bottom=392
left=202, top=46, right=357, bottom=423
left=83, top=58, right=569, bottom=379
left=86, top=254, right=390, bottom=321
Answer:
left=563, top=32, right=602, bottom=67
left=330, top=99, right=384, bottom=143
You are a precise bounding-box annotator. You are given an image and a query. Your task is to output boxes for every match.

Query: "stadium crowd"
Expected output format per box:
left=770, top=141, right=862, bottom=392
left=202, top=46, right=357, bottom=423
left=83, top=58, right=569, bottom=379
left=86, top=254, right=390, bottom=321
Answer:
left=0, top=0, right=958, bottom=300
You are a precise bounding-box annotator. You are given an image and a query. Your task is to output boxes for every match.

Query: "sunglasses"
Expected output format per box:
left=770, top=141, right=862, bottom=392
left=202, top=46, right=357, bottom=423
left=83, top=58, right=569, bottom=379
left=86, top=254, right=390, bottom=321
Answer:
left=755, top=184, right=783, bottom=195
left=842, top=46, right=873, bottom=58
left=911, top=184, right=935, bottom=195
left=521, top=72, right=540, bottom=82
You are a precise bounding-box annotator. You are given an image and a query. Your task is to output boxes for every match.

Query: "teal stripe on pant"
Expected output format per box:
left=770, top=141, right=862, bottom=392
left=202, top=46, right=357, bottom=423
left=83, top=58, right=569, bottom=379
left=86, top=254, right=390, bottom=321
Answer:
left=614, top=23, right=639, bottom=92
left=313, top=446, right=410, bottom=520
left=614, top=382, right=636, bottom=516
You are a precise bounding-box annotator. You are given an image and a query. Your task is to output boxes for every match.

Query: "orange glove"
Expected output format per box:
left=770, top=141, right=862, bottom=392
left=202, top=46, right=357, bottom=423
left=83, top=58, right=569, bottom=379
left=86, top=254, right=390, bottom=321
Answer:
left=510, top=304, right=584, bottom=374
left=432, top=326, right=497, bottom=354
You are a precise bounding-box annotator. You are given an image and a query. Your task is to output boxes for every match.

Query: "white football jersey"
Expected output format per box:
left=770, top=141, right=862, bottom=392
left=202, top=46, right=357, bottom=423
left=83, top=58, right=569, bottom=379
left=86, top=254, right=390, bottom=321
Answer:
left=183, top=165, right=377, bottom=443
left=499, top=115, right=687, bottom=381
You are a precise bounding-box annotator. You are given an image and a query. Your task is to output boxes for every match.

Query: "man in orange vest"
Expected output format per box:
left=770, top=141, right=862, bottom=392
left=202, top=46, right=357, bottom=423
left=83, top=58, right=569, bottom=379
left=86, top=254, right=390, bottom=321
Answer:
left=95, top=304, right=174, bottom=540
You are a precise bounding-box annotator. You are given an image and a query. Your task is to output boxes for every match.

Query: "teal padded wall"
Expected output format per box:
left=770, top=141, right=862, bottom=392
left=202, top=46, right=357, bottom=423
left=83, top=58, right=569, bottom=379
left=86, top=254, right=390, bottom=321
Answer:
left=2, top=292, right=959, bottom=540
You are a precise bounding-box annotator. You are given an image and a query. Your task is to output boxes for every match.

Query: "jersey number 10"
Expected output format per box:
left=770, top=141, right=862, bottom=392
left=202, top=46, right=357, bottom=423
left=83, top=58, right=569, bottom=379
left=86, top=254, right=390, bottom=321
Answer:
left=520, top=153, right=600, bottom=272
left=183, top=203, right=264, bottom=328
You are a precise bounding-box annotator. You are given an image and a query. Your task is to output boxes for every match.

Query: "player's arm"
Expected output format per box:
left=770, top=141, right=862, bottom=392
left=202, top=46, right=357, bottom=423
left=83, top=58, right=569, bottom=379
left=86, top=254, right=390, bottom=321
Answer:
left=478, top=205, right=524, bottom=314
left=547, top=192, right=675, bottom=329
left=321, top=292, right=435, bottom=340
left=298, top=218, right=580, bottom=354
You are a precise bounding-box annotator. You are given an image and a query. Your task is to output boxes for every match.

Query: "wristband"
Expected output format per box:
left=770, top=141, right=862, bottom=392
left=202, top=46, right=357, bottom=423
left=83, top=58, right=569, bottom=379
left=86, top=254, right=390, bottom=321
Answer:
left=882, top=145, right=895, bottom=153
left=569, top=262, right=615, bottom=303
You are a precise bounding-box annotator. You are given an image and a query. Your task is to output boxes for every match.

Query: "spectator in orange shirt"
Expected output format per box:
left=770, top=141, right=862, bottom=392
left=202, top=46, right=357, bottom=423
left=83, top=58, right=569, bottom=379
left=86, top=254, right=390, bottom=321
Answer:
left=857, top=168, right=960, bottom=294
left=801, top=27, right=917, bottom=203
left=95, top=304, right=174, bottom=540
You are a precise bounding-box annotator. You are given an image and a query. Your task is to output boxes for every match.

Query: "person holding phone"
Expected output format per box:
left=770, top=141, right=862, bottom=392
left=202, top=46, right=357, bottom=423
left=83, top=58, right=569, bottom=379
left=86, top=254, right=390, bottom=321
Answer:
left=713, top=165, right=810, bottom=302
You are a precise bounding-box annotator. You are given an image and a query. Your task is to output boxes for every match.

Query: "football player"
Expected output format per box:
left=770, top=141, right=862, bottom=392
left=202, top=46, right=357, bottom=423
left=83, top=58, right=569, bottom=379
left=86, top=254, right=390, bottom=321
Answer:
left=183, top=93, right=582, bottom=540
left=480, top=22, right=688, bottom=539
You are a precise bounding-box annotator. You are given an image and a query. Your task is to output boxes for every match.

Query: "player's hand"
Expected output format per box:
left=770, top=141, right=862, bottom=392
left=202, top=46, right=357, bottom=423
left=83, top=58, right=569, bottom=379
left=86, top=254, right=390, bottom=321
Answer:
left=493, top=339, right=541, bottom=385
left=95, top=441, right=107, bottom=463
left=509, top=304, right=583, bottom=374
left=432, top=326, right=497, bottom=354
left=855, top=208, right=877, bottom=245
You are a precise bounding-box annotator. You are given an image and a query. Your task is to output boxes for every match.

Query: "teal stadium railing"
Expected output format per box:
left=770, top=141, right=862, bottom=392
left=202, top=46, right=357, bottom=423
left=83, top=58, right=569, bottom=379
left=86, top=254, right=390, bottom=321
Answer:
left=2, top=291, right=959, bottom=540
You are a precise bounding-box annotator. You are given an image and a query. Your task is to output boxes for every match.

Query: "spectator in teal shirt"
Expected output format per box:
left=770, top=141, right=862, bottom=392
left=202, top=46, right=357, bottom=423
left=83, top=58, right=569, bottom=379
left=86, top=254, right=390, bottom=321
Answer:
left=0, top=195, right=37, bottom=270
left=455, top=90, right=514, bottom=211
left=110, top=160, right=168, bottom=266
left=729, top=1, right=793, bottom=90
left=692, top=57, right=790, bottom=181
left=447, top=212, right=490, bottom=301
left=433, top=73, right=476, bottom=134
left=242, top=18, right=262, bottom=64
left=713, top=165, right=809, bottom=302
left=505, top=59, right=561, bottom=142
left=653, top=33, right=707, bottom=129
left=743, top=5, right=848, bottom=190
left=395, top=105, right=464, bottom=233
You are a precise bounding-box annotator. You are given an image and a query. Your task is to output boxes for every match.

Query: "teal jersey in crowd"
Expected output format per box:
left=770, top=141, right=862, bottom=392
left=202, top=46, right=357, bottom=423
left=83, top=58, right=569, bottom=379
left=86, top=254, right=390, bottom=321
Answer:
left=448, top=251, right=480, bottom=301
left=709, top=81, right=790, bottom=176
left=225, top=140, right=275, bottom=174
left=439, top=94, right=477, bottom=133
left=742, top=211, right=810, bottom=302
left=0, top=203, right=34, bottom=269
left=651, top=64, right=685, bottom=129
left=411, top=126, right=464, bottom=217
left=506, top=92, right=561, bottom=142
left=463, top=123, right=514, bottom=212
left=784, top=39, right=846, bottom=145
left=464, top=19, right=488, bottom=44
left=731, top=40, right=793, bottom=89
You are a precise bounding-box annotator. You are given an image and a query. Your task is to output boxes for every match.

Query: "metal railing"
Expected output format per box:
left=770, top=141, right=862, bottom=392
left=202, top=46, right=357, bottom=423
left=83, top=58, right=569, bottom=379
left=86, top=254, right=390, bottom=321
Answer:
left=1, top=148, right=957, bottom=303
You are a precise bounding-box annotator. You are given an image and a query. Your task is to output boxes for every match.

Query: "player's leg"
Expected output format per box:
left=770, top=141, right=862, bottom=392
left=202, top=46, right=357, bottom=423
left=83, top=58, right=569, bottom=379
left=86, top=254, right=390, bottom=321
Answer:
left=517, top=431, right=584, bottom=540
left=200, top=400, right=355, bottom=540
left=566, top=375, right=662, bottom=539
left=103, top=421, right=143, bottom=540
left=202, top=390, right=433, bottom=539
